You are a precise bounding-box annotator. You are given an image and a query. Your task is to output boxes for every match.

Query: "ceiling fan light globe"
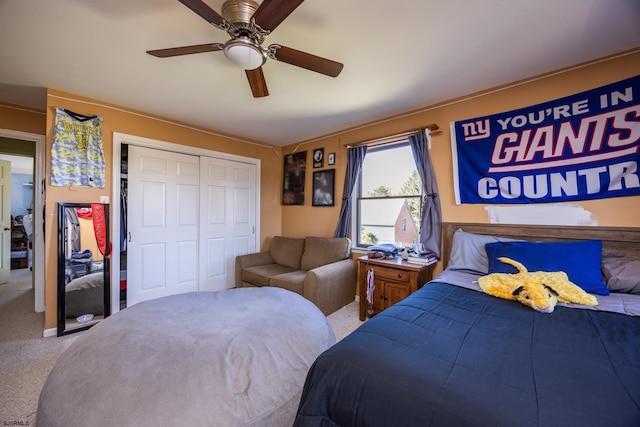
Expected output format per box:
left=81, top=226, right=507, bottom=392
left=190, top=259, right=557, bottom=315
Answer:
left=223, top=40, right=266, bottom=70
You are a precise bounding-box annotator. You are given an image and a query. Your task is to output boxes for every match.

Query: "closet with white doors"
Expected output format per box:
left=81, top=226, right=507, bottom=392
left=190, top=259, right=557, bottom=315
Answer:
left=120, top=144, right=257, bottom=307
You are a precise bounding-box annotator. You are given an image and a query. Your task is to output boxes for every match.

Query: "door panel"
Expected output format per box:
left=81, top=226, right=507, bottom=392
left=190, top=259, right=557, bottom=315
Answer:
left=234, top=187, right=250, bottom=222
left=127, top=146, right=199, bottom=306
left=205, top=238, right=226, bottom=277
left=199, top=156, right=256, bottom=292
left=386, top=282, right=409, bottom=307
left=140, top=243, right=166, bottom=291
left=177, top=184, right=198, bottom=225
left=141, top=182, right=166, bottom=226
left=176, top=240, right=198, bottom=286
left=207, top=186, right=225, bottom=223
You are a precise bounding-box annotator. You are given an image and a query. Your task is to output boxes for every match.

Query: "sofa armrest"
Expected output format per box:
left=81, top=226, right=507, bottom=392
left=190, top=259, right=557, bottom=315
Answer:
left=235, top=252, right=274, bottom=288
left=303, top=258, right=357, bottom=316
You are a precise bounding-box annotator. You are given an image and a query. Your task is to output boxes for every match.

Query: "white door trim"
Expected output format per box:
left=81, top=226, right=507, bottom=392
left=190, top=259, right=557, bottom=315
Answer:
left=111, top=132, right=261, bottom=314
left=0, top=129, right=45, bottom=314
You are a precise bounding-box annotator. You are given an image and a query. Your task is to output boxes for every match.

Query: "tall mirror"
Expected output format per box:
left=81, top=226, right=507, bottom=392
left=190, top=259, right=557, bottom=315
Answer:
left=57, top=202, right=111, bottom=336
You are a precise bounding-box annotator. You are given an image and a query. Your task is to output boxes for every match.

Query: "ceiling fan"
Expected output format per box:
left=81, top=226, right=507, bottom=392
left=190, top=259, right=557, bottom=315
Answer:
left=147, top=0, right=344, bottom=98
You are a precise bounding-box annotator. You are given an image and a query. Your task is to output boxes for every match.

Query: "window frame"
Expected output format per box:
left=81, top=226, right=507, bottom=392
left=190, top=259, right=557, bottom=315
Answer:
left=353, top=142, right=423, bottom=249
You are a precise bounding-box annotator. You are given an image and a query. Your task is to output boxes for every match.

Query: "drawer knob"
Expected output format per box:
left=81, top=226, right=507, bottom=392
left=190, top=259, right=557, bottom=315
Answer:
left=397, top=273, right=402, bottom=278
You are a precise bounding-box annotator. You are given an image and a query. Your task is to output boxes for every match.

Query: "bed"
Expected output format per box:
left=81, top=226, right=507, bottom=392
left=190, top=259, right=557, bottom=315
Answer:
left=294, top=223, right=640, bottom=427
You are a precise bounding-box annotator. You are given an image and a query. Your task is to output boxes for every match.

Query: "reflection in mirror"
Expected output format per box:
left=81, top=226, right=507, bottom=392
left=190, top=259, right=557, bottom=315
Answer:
left=57, top=202, right=111, bottom=336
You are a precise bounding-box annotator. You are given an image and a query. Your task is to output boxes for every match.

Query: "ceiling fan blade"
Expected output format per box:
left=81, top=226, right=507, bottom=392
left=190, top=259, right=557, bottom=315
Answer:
left=245, top=68, right=269, bottom=98
left=253, top=0, right=305, bottom=31
left=147, top=43, right=223, bottom=58
left=178, top=0, right=225, bottom=26
left=271, top=45, right=343, bottom=77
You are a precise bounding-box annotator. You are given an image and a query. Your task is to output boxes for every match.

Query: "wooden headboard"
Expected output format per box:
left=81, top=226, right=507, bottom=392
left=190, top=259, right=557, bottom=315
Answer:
left=442, top=222, right=640, bottom=268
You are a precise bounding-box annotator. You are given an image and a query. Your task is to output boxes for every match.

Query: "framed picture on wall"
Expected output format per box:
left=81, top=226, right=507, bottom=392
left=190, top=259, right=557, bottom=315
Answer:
left=328, top=152, right=335, bottom=165
left=282, top=151, right=307, bottom=205
left=313, top=148, right=324, bottom=168
left=312, top=169, right=335, bottom=207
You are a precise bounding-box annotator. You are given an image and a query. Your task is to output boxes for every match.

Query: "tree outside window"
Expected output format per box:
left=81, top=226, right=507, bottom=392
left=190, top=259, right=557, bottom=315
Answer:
left=357, top=143, right=422, bottom=248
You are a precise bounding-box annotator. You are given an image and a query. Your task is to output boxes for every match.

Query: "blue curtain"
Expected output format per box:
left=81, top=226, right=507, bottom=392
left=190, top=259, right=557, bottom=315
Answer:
left=334, top=145, right=367, bottom=238
left=409, top=130, right=442, bottom=258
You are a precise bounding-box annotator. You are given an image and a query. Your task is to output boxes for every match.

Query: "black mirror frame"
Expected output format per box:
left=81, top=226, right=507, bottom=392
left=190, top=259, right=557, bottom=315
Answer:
left=57, top=202, right=111, bottom=336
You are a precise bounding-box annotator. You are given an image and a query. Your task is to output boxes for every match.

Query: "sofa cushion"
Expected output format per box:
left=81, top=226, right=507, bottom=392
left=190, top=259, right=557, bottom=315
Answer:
left=242, top=264, right=298, bottom=287
left=271, top=236, right=305, bottom=270
left=269, top=271, right=307, bottom=295
left=300, top=237, right=351, bottom=271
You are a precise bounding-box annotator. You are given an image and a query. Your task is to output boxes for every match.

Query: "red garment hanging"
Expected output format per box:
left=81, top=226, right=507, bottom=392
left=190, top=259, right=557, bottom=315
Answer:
left=91, top=203, right=111, bottom=258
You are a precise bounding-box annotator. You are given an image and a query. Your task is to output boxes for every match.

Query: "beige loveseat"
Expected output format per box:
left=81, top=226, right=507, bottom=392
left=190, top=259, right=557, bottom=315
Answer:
left=235, top=236, right=357, bottom=315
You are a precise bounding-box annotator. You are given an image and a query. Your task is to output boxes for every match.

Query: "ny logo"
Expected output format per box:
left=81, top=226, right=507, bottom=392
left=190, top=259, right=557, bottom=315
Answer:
left=461, top=119, right=490, bottom=141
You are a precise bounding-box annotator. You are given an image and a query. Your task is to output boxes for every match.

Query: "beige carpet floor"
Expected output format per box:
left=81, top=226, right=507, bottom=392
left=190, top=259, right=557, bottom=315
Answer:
left=0, top=269, right=78, bottom=426
left=0, top=270, right=363, bottom=426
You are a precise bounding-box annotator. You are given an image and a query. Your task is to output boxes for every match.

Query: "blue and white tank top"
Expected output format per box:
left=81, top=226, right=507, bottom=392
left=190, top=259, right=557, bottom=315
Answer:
left=51, top=108, right=105, bottom=188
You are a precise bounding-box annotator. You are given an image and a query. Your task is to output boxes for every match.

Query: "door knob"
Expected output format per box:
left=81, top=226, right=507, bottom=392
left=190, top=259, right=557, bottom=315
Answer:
left=3, top=227, right=9, bottom=231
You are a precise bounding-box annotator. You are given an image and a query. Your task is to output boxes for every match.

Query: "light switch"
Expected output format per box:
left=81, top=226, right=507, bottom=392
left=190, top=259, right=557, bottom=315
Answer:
left=100, top=196, right=109, bottom=204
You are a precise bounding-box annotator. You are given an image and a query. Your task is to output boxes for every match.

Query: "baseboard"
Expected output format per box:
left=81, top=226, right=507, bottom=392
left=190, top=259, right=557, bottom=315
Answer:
left=43, top=328, right=57, bottom=338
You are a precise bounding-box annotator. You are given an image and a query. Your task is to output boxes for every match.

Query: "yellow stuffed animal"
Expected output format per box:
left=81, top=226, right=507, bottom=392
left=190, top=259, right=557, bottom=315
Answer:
left=478, top=257, right=598, bottom=313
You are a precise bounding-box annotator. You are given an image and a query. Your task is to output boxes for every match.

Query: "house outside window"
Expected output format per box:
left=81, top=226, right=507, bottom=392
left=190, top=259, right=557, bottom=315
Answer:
left=356, top=142, right=422, bottom=248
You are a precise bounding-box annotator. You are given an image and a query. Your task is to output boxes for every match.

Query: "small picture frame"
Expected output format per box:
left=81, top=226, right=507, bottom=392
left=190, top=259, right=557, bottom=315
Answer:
left=313, top=148, right=324, bottom=168
left=328, top=152, right=335, bottom=165
left=312, top=169, right=335, bottom=207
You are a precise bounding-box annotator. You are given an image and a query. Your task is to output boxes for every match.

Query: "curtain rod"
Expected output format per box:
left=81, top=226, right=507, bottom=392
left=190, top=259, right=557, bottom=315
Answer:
left=345, top=124, right=439, bottom=148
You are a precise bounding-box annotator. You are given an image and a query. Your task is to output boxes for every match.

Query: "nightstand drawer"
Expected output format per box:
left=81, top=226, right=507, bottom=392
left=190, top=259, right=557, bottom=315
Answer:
left=372, top=265, right=410, bottom=282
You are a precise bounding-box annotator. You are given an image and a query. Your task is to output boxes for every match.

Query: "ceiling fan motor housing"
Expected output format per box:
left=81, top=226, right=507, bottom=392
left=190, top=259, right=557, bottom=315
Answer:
left=222, top=0, right=258, bottom=25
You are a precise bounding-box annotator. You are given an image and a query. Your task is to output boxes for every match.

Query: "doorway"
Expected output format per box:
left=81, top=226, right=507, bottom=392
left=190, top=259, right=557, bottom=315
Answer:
left=0, top=129, right=45, bottom=313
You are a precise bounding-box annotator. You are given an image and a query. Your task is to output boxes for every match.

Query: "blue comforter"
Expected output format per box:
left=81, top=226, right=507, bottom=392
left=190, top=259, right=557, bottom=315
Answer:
left=295, top=282, right=640, bottom=426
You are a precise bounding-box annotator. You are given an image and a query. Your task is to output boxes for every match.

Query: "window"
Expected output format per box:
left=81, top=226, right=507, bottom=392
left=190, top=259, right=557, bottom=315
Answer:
left=356, top=142, right=422, bottom=248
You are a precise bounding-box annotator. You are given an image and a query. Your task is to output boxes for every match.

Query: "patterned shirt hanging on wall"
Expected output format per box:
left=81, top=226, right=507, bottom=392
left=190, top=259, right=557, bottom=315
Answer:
left=51, top=108, right=105, bottom=187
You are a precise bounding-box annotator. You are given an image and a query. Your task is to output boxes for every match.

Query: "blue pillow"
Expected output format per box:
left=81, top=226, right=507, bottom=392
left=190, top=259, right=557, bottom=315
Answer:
left=485, top=240, right=609, bottom=296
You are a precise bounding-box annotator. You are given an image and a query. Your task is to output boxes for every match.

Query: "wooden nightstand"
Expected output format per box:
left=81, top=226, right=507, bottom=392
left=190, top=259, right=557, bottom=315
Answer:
left=358, top=255, right=434, bottom=321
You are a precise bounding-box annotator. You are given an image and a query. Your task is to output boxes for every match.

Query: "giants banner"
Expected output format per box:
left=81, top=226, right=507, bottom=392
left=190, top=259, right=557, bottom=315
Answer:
left=450, top=75, right=640, bottom=204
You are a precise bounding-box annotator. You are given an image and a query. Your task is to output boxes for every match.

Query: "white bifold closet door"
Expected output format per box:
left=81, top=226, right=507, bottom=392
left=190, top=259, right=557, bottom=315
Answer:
left=199, top=156, right=256, bottom=292
left=127, top=146, right=200, bottom=306
left=126, top=145, right=257, bottom=306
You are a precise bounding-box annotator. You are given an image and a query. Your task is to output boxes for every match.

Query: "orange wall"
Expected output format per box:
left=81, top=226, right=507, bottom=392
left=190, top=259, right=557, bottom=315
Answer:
left=281, top=51, right=640, bottom=239
left=0, top=103, right=46, bottom=134
left=37, top=90, right=283, bottom=329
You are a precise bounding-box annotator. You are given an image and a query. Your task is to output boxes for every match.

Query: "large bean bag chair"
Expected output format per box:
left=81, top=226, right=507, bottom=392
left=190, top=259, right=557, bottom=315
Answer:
left=38, top=287, right=335, bottom=426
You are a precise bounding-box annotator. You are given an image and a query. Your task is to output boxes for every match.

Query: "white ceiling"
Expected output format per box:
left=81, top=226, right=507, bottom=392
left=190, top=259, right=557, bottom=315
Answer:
left=1, top=0, right=639, bottom=146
